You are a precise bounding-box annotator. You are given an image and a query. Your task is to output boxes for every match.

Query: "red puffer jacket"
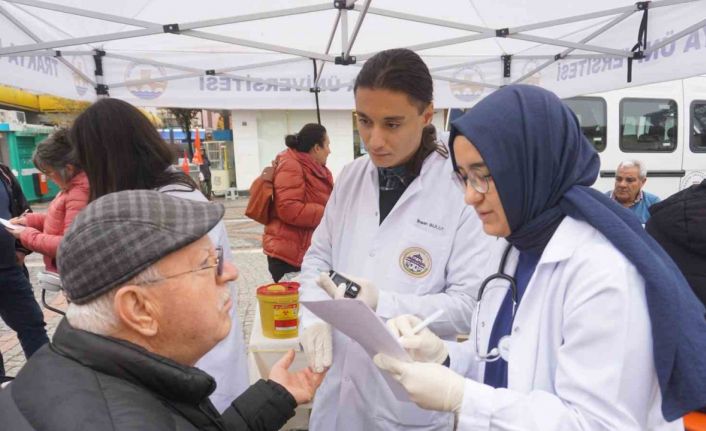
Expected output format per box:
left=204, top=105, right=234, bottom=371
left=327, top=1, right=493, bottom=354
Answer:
left=20, top=171, right=90, bottom=273
left=263, top=149, right=333, bottom=267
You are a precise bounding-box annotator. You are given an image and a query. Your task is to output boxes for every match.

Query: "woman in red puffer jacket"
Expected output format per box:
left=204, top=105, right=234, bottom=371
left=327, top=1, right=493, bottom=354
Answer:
left=263, top=123, right=333, bottom=282
left=9, top=129, right=89, bottom=274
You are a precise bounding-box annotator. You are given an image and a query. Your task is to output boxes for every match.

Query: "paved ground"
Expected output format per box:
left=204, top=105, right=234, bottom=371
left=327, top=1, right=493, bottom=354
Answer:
left=0, top=196, right=269, bottom=377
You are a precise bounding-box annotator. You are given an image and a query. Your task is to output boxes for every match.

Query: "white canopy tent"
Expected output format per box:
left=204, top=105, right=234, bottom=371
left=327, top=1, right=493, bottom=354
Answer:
left=1, top=0, right=706, bottom=110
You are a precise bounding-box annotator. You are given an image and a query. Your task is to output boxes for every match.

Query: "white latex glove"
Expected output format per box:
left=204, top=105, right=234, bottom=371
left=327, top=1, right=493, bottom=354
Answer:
left=317, top=272, right=379, bottom=311
left=386, top=314, right=448, bottom=364
left=374, top=354, right=465, bottom=413
left=300, top=322, right=332, bottom=373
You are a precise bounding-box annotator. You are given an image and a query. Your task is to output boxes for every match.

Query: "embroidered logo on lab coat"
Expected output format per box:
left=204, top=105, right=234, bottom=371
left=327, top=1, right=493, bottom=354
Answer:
left=399, top=247, right=432, bottom=278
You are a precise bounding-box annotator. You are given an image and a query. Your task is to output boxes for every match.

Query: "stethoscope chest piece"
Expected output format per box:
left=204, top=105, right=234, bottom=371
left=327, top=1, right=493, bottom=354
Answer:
left=498, top=335, right=511, bottom=361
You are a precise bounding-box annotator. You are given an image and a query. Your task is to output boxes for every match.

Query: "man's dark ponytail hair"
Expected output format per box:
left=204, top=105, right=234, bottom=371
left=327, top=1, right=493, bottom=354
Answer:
left=354, top=48, right=447, bottom=174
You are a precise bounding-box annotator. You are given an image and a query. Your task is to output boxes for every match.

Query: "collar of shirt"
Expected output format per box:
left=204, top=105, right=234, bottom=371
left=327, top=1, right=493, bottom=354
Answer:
left=610, top=190, right=644, bottom=207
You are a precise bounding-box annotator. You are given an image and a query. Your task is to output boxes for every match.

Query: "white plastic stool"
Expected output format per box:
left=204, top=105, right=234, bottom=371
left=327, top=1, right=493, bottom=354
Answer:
left=225, top=187, right=238, bottom=200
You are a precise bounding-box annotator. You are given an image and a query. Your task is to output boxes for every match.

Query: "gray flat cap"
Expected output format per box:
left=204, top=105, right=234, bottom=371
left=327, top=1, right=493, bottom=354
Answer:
left=58, top=190, right=224, bottom=304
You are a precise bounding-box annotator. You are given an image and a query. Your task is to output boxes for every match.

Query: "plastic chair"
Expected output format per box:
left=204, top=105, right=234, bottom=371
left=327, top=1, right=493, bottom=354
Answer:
left=225, top=187, right=239, bottom=201
left=37, top=271, right=65, bottom=316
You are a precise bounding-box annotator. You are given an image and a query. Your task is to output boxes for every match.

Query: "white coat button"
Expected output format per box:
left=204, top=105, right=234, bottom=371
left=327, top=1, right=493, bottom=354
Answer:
left=369, top=251, right=375, bottom=257
left=344, top=377, right=351, bottom=383
left=513, top=326, right=520, bottom=333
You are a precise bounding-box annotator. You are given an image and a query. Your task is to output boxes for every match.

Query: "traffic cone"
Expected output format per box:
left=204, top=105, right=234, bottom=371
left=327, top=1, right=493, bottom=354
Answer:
left=192, top=128, right=204, bottom=165
left=181, top=150, right=190, bottom=174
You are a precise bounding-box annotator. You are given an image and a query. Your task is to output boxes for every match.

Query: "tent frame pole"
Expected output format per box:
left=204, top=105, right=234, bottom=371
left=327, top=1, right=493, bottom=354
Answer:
left=311, top=58, right=321, bottom=125
left=0, top=3, right=96, bottom=86
left=0, top=0, right=336, bottom=61
left=645, top=17, right=706, bottom=54
left=356, top=33, right=493, bottom=61
left=314, top=9, right=341, bottom=88
left=344, top=0, right=371, bottom=58
left=93, top=49, right=109, bottom=97
left=511, top=8, right=634, bottom=84
left=1, top=0, right=704, bottom=103
left=359, top=5, right=491, bottom=33
left=105, top=53, right=312, bottom=91
left=508, top=34, right=631, bottom=57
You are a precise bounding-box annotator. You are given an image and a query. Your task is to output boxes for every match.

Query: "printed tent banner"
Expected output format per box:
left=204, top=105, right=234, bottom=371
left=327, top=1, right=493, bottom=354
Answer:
left=1, top=0, right=705, bottom=109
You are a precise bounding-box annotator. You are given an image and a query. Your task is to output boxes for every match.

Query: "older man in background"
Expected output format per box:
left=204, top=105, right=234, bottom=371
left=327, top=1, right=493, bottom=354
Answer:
left=0, top=190, right=324, bottom=430
left=607, top=160, right=660, bottom=224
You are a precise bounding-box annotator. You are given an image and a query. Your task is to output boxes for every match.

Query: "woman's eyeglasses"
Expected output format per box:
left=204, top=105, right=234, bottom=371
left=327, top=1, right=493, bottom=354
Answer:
left=455, top=169, right=492, bottom=194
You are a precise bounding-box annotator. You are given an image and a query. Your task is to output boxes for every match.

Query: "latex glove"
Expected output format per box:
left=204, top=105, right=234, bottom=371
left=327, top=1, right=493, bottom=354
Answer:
left=317, top=272, right=379, bottom=311
left=374, top=354, right=465, bottom=413
left=386, top=314, right=448, bottom=364
left=300, top=322, right=332, bottom=373
left=269, top=349, right=327, bottom=405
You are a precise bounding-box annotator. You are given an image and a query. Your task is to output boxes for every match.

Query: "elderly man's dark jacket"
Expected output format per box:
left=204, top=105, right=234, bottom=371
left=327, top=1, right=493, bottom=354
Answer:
left=0, top=319, right=296, bottom=430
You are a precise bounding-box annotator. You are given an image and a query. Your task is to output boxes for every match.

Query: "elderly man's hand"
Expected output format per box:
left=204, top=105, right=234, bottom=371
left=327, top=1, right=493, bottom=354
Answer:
left=268, top=349, right=326, bottom=405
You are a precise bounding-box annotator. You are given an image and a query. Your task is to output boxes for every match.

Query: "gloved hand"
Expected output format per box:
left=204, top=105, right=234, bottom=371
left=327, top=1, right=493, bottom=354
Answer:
left=374, top=354, right=465, bottom=413
left=386, top=314, right=448, bottom=364
left=300, top=322, right=332, bottom=373
left=317, top=272, right=379, bottom=310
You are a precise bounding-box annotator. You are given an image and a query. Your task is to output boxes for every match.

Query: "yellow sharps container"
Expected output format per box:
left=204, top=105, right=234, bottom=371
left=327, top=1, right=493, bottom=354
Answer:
left=257, top=282, right=299, bottom=339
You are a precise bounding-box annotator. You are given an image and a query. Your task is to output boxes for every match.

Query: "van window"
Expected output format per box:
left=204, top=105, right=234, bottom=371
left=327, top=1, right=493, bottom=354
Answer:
left=691, top=101, right=706, bottom=152
left=620, top=98, right=677, bottom=152
left=564, top=97, right=607, bottom=152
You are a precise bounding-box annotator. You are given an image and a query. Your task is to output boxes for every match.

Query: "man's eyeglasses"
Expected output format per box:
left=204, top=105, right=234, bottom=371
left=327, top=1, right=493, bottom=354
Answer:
left=138, top=246, right=223, bottom=285
left=455, top=169, right=492, bottom=194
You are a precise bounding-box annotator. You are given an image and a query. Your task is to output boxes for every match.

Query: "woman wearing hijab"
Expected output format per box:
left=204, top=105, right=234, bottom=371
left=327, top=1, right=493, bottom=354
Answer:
left=374, top=85, right=706, bottom=430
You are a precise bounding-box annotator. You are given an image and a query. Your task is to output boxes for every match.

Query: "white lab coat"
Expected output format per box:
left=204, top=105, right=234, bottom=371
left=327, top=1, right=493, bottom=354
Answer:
left=299, top=150, right=494, bottom=430
left=160, top=185, right=249, bottom=413
left=445, top=216, right=682, bottom=431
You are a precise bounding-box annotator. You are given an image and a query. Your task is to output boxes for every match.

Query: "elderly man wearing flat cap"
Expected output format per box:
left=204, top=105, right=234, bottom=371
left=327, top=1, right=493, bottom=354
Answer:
left=0, top=190, right=325, bottom=431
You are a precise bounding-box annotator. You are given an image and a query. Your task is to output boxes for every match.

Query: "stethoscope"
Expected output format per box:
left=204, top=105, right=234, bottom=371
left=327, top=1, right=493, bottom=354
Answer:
left=473, top=243, right=517, bottom=362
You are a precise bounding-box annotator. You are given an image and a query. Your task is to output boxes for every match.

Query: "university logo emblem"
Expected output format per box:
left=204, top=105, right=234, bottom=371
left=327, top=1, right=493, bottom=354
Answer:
left=399, top=247, right=432, bottom=278
left=681, top=170, right=706, bottom=189
left=124, top=62, right=168, bottom=100
left=450, top=66, right=486, bottom=102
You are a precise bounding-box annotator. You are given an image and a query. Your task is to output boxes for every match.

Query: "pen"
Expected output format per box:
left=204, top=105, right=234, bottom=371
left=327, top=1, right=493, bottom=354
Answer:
left=409, top=309, right=445, bottom=335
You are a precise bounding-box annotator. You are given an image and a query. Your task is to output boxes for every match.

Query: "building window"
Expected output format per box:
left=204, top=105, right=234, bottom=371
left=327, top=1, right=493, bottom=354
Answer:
left=619, top=98, right=677, bottom=152
left=564, top=97, right=607, bottom=152
left=691, top=100, right=706, bottom=153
